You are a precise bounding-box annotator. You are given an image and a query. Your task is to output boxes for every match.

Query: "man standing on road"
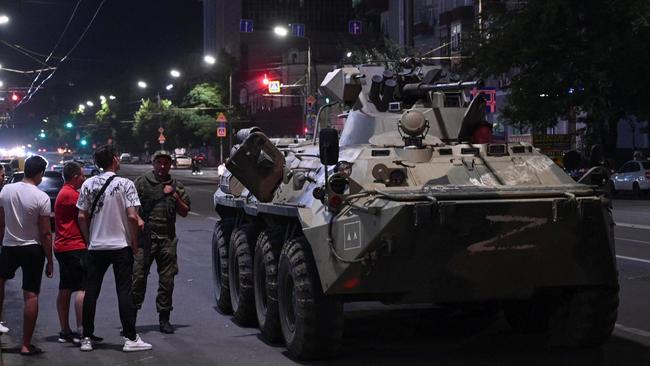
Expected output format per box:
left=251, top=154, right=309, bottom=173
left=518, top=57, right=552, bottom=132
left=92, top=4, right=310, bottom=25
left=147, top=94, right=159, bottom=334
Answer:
left=133, top=150, right=190, bottom=334
left=0, top=155, right=54, bottom=356
left=0, top=164, right=5, bottom=192
left=77, top=145, right=152, bottom=352
left=54, top=162, right=88, bottom=344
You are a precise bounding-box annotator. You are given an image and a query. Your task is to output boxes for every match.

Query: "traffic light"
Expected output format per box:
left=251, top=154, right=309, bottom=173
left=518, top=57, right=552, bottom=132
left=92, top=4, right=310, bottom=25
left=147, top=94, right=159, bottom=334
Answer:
left=262, top=74, right=269, bottom=86
left=65, top=121, right=73, bottom=129
left=80, top=139, right=88, bottom=146
left=11, top=92, right=21, bottom=104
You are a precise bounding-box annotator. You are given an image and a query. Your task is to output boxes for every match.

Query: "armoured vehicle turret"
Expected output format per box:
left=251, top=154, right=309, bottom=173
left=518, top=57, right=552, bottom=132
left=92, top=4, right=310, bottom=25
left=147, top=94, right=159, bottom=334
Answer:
left=211, top=59, right=618, bottom=360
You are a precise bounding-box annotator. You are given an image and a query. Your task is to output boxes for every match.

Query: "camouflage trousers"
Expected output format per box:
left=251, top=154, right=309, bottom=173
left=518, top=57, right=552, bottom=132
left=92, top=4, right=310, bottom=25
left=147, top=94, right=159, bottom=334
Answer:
left=132, top=236, right=179, bottom=313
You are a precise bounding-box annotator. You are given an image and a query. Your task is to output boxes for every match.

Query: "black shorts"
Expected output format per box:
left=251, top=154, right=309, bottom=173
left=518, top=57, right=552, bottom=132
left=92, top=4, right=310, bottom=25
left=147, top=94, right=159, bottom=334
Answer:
left=55, top=249, right=88, bottom=291
left=0, top=245, right=46, bottom=294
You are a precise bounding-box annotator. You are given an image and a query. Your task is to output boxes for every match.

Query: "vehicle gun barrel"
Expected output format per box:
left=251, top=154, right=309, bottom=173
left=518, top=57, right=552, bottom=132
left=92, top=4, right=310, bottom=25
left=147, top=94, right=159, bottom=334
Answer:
left=402, top=80, right=483, bottom=98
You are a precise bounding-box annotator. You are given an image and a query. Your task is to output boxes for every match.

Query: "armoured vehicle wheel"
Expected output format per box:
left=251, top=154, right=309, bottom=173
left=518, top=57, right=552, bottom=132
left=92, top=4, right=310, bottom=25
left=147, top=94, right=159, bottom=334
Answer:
left=212, top=219, right=234, bottom=314
left=548, top=285, right=619, bottom=347
left=254, top=228, right=284, bottom=343
left=503, top=298, right=549, bottom=333
left=228, top=224, right=259, bottom=326
left=278, top=236, right=343, bottom=360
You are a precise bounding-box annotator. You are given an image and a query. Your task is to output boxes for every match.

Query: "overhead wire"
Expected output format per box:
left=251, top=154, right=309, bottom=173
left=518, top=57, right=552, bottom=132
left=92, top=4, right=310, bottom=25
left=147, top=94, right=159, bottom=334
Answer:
left=20, top=0, right=109, bottom=108
left=19, top=0, right=84, bottom=107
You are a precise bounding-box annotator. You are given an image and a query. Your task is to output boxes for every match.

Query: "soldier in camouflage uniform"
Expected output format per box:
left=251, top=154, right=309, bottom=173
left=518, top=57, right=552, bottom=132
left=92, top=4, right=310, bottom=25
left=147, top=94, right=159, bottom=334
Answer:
left=133, top=150, right=190, bottom=334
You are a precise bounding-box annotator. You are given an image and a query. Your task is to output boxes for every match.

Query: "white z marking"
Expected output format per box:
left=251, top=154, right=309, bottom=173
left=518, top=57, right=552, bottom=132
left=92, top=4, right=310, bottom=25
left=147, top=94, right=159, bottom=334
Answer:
left=467, top=215, right=548, bottom=254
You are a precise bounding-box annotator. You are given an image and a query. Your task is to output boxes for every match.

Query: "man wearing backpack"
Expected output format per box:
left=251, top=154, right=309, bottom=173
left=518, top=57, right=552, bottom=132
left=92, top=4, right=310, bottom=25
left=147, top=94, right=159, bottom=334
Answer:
left=76, top=145, right=152, bottom=352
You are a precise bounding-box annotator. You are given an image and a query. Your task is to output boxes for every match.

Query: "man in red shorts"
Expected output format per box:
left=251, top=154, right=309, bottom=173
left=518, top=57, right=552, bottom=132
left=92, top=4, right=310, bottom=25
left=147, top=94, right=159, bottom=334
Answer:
left=54, top=162, right=99, bottom=344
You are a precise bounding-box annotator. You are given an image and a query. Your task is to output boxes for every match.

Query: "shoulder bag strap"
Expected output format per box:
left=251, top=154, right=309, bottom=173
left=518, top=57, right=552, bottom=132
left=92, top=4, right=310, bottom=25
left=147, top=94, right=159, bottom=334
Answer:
left=89, top=175, right=117, bottom=221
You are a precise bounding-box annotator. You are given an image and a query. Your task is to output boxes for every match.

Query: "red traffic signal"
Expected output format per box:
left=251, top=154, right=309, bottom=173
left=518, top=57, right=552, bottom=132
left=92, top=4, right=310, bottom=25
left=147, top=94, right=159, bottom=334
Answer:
left=262, top=74, right=269, bottom=86
left=11, top=93, right=20, bottom=102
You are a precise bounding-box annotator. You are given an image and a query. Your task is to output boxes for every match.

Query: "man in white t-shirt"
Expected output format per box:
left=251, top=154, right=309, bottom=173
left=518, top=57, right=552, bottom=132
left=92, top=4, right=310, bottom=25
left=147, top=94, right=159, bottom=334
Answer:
left=0, top=155, right=54, bottom=356
left=76, top=145, right=152, bottom=353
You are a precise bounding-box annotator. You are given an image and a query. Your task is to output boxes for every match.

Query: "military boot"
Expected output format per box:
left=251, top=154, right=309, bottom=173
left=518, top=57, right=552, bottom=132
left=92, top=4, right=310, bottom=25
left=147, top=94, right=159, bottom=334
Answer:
left=159, top=311, right=174, bottom=334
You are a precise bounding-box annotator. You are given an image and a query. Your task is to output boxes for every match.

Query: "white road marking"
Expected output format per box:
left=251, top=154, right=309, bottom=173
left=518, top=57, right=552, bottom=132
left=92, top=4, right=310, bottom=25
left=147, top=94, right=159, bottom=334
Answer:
left=616, top=222, right=650, bottom=230
left=206, top=217, right=218, bottom=222
left=616, top=255, right=650, bottom=264
left=615, top=323, right=650, bottom=338
left=616, top=237, right=650, bottom=245
left=188, top=211, right=201, bottom=216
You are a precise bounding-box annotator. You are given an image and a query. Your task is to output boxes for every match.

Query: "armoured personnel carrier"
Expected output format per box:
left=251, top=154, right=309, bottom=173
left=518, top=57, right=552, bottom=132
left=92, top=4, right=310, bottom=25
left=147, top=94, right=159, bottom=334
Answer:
left=211, top=59, right=618, bottom=360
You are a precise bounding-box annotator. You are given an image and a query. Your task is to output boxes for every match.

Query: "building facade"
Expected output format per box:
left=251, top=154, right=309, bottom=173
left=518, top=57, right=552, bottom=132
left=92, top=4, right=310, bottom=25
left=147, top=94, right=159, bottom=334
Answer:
left=203, top=0, right=358, bottom=136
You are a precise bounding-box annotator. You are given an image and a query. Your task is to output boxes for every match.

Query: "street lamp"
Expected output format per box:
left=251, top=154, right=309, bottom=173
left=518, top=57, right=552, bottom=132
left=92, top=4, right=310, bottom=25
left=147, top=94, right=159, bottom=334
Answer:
left=203, top=55, right=216, bottom=65
left=0, top=15, right=9, bottom=25
left=86, top=100, right=94, bottom=107
left=170, top=69, right=181, bottom=78
left=109, top=95, right=116, bottom=100
left=0, top=81, right=3, bottom=88
left=165, top=84, right=174, bottom=91
left=274, top=24, right=312, bottom=135
left=137, top=80, right=148, bottom=89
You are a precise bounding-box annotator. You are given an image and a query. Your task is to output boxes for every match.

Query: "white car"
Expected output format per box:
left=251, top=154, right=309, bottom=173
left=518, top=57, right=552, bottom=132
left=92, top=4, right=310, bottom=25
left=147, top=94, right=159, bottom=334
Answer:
left=120, top=153, right=132, bottom=163
left=174, top=155, right=191, bottom=168
left=609, top=160, right=650, bottom=197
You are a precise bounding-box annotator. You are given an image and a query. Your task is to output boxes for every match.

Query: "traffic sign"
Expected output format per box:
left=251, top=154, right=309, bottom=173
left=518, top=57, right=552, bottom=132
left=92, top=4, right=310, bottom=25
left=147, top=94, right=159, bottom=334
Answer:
left=158, top=127, right=165, bottom=133
left=268, top=80, right=281, bottom=94
left=216, top=112, right=228, bottom=123
left=158, top=133, right=166, bottom=143
left=217, top=127, right=227, bottom=137
left=240, top=19, right=254, bottom=33
left=349, top=20, right=362, bottom=35
left=291, top=23, right=305, bottom=37
left=306, top=95, right=316, bottom=105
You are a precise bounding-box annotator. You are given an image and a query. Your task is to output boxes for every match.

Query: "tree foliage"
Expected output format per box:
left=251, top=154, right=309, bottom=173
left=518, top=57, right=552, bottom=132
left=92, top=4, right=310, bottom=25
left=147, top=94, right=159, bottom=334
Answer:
left=462, top=0, right=650, bottom=155
left=131, top=83, right=226, bottom=150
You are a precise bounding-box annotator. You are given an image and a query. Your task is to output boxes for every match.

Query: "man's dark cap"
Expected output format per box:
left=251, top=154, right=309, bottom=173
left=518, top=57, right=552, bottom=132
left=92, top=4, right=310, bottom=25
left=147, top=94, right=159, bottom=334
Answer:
left=152, top=150, right=173, bottom=161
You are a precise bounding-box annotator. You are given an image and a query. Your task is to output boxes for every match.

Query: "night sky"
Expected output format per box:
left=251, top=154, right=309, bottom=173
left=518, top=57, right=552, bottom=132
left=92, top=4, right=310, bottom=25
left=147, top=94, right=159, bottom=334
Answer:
left=0, top=0, right=203, bottom=144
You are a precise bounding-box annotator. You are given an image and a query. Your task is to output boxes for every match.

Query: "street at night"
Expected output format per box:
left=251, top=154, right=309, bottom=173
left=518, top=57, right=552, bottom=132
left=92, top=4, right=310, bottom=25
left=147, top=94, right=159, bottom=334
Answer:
left=0, top=164, right=647, bottom=365
left=2, top=0, right=650, bottom=365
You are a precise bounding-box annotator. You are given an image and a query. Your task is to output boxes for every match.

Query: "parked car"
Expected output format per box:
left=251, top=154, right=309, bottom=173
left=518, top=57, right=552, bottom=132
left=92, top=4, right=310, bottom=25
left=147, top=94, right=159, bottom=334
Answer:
left=173, top=155, right=191, bottom=168
left=9, top=170, right=64, bottom=230
left=609, top=160, right=650, bottom=197
left=120, top=153, right=132, bottom=163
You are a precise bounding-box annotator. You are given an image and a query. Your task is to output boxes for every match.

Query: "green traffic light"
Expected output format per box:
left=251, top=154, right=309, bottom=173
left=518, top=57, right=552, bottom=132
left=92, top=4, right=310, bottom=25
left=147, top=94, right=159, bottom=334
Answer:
left=80, top=139, right=88, bottom=146
left=39, top=132, right=46, bottom=138
left=65, top=122, right=73, bottom=128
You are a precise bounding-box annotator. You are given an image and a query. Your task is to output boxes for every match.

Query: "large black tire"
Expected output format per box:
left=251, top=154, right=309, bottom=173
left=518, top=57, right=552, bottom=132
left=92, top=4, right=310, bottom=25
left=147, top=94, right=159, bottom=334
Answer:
left=228, top=224, right=259, bottom=326
left=212, top=218, right=234, bottom=314
left=254, top=228, right=284, bottom=343
left=548, top=285, right=619, bottom=347
left=278, top=236, right=344, bottom=360
left=503, top=298, right=549, bottom=333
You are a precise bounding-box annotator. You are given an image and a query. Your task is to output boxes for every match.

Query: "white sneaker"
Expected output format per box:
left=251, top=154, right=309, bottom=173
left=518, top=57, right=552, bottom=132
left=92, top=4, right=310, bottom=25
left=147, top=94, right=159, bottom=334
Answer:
left=123, top=334, right=152, bottom=352
left=80, top=337, right=93, bottom=352
left=0, top=322, right=9, bottom=334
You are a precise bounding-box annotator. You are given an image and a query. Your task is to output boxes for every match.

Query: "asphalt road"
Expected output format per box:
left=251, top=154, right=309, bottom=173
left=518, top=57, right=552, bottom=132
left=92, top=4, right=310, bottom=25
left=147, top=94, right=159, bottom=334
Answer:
left=1, top=164, right=649, bottom=365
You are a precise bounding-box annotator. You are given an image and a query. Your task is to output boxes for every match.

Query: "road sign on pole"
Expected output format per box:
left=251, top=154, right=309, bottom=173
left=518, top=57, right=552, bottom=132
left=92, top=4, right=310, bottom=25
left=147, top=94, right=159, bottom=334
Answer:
left=158, top=133, right=166, bottom=144
left=158, top=127, right=165, bottom=133
left=216, top=112, right=228, bottom=123
left=240, top=19, right=254, bottom=33
left=349, top=20, right=362, bottom=35
left=268, top=80, right=281, bottom=94
left=217, top=126, right=227, bottom=137
left=291, top=23, right=305, bottom=37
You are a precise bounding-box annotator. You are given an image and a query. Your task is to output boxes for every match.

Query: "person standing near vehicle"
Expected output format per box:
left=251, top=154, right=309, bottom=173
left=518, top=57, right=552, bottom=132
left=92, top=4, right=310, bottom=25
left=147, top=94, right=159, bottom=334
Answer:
left=0, top=164, right=5, bottom=192
left=0, top=155, right=54, bottom=356
left=133, top=150, right=190, bottom=334
left=54, top=162, right=88, bottom=343
left=77, top=145, right=151, bottom=352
